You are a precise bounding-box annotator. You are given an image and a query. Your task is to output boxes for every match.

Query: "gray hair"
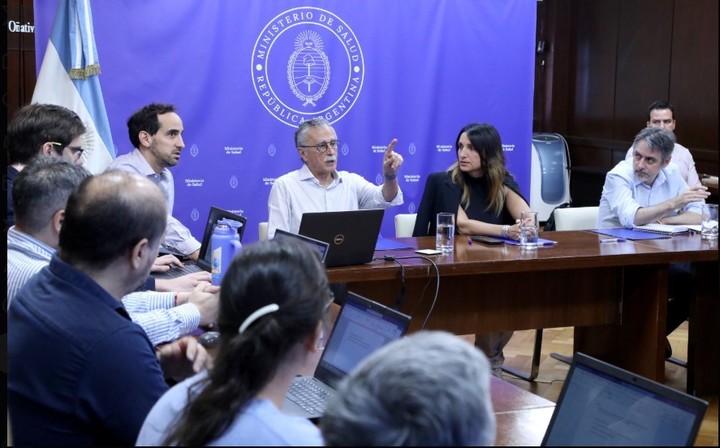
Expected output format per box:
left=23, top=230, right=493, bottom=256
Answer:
left=294, top=117, right=334, bottom=147
left=632, top=127, right=676, bottom=162
left=321, top=330, right=496, bottom=446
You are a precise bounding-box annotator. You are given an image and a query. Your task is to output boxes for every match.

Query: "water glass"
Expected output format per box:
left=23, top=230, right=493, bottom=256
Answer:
left=436, top=212, right=455, bottom=253
left=701, top=203, right=718, bottom=240
left=519, top=211, right=539, bottom=248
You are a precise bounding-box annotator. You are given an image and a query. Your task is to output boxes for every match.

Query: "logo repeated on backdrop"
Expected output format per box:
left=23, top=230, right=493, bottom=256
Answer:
left=251, top=7, right=365, bottom=127
left=191, top=208, right=201, bottom=222
left=230, top=176, right=239, bottom=189
left=267, top=143, right=277, bottom=157
left=189, top=144, right=199, bottom=157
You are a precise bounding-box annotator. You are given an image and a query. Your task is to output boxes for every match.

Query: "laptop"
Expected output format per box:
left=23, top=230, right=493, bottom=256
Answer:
left=542, top=352, right=708, bottom=446
left=298, top=208, right=385, bottom=268
left=273, top=228, right=330, bottom=264
left=154, top=206, right=247, bottom=279
left=283, top=291, right=411, bottom=420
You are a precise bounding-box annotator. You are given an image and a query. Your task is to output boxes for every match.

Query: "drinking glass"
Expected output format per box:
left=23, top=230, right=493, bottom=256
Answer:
left=701, top=203, right=718, bottom=240
left=519, top=211, right=539, bottom=248
left=436, top=213, right=455, bottom=253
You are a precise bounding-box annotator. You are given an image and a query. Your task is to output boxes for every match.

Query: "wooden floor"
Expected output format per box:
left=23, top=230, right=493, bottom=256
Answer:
left=477, top=322, right=718, bottom=447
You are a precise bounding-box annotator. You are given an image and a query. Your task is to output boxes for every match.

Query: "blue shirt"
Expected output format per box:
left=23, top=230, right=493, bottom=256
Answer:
left=597, top=160, right=703, bottom=229
left=137, top=371, right=323, bottom=446
left=6, top=226, right=201, bottom=345
left=108, top=149, right=201, bottom=256
left=8, top=254, right=170, bottom=446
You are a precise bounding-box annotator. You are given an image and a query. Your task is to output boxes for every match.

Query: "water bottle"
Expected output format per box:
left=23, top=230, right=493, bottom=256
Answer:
left=211, top=220, right=242, bottom=286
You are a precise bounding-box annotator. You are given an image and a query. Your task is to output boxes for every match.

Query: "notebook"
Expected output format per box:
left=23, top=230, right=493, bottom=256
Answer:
left=298, top=209, right=385, bottom=268
left=154, top=207, right=247, bottom=279
left=283, top=291, right=411, bottom=420
left=541, top=352, right=708, bottom=446
left=632, top=223, right=689, bottom=235
left=273, top=228, right=330, bottom=263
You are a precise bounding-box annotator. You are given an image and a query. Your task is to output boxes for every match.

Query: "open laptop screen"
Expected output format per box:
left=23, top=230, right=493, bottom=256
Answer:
left=542, top=352, right=707, bottom=446
left=315, top=292, right=410, bottom=388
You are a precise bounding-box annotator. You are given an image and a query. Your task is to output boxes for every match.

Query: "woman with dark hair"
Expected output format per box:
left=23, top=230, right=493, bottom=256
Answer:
left=413, top=123, right=531, bottom=376
left=136, top=239, right=332, bottom=446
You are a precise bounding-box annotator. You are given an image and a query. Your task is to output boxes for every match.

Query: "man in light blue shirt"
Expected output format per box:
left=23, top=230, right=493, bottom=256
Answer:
left=597, top=127, right=708, bottom=229
left=108, top=103, right=201, bottom=259
left=597, top=127, right=710, bottom=355
left=267, top=117, right=404, bottom=238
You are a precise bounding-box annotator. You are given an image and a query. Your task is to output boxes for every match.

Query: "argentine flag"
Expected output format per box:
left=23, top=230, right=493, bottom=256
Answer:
left=32, top=0, right=115, bottom=174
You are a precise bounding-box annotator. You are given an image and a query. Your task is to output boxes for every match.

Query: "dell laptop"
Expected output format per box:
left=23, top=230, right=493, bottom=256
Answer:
left=283, top=291, right=411, bottom=420
left=154, top=206, right=247, bottom=279
left=541, top=352, right=708, bottom=446
left=298, top=208, right=384, bottom=268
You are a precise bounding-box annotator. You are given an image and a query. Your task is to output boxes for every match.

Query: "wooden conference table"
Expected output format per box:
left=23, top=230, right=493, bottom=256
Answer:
left=326, top=231, right=718, bottom=395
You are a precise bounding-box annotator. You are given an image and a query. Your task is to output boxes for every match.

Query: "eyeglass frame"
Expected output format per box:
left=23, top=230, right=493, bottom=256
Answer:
left=298, top=139, right=340, bottom=153
left=50, top=141, right=85, bottom=159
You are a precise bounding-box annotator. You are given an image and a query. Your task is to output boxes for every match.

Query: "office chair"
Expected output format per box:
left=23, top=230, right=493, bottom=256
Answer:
left=501, top=206, right=599, bottom=381
left=394, top=213, right=417, bottom=238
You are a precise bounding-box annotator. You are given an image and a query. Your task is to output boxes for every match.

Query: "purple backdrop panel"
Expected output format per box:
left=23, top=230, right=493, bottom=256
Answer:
left=35, top=0, right=536, bottom=242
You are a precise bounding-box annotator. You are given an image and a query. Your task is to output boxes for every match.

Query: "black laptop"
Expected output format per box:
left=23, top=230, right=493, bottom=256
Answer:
left=273, top=229, right=330, bottom=264
left=282, top=291, right=411, bottom=420
left=541, top=352, right=708, bottom=446
left=154, top=206, right=247, bottom=279
left=298, top=209, right=384, bottom=268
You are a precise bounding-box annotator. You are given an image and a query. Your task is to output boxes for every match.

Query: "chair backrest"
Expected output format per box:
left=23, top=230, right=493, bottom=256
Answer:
left=258, top=221, right=269, bottom=241
left=394, top=213, right=417, bottom=237
left=553, top=206, right=599, bottom=231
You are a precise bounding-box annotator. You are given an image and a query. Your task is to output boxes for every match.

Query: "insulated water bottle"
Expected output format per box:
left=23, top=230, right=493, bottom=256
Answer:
left=210, top=220, right=242, bottom=286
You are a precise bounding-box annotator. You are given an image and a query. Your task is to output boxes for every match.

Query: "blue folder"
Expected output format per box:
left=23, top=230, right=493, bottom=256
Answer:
left=591, top=228, right=671, bottom=240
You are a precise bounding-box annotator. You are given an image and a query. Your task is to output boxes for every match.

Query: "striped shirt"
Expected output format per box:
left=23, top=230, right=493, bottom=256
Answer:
left=7, top=226, right=200, bottom=344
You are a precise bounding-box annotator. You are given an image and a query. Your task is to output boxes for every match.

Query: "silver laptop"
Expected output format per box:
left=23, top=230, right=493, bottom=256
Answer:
left=298, top=208, right=384, bottom=268
left=154, top=206, right=247, bottom=279
left=283, top=291, right=411, bottom=420
left=273, top=228, right=330, bottom=264
left=542, top=352, right=708, bottom=446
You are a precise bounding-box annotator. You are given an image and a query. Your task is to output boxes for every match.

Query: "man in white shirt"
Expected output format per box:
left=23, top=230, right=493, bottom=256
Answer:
left=267, top=117, right=404, bottom=238
left=624, top=100, right=700, bottom=187
left=108, top=103, right=201, bottom=260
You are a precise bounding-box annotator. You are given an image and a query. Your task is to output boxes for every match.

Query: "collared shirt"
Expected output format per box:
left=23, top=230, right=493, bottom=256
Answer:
left=597, top=160, right=704, bottom=229
left=8, top=254, right=170, bottom=446
left=625, top=142, right=700, bottom=187
left=108, top=149, right=201, bottom=256
left=7, top=226, right=200, bottom=344
left=136, top=371, right=323, bottom=446
left=267, top=163, right=403, bottom=237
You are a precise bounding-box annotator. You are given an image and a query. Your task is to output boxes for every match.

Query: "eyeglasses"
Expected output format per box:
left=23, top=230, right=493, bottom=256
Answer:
left=50, top=142, right=85, bottom=159
left=298, top=139, right=340, bottom=153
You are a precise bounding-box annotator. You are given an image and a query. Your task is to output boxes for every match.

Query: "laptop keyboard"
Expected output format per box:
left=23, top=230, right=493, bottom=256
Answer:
left=155, top=263, right=203, bottom=279
left=287, top=377, right=334, bottom=414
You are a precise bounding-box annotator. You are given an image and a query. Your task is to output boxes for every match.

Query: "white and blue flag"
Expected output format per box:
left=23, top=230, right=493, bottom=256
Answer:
left=32, top=0, right=114, bottom=174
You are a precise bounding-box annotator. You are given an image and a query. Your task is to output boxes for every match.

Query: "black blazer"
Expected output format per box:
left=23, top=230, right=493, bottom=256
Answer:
left=412, top=171, right=525, bottom=237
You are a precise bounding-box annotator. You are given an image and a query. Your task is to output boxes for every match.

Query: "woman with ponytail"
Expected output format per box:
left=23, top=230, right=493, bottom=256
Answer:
left=137, top=239, right=332, bottom=446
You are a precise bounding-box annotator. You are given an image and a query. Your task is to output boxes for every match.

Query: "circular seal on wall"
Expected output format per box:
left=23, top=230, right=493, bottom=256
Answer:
left=251, top=7, right=365, bottom=127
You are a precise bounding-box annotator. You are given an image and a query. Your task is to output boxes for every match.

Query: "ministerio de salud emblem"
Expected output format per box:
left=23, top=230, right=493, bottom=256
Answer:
left=251, top=7, right=365, bottom=127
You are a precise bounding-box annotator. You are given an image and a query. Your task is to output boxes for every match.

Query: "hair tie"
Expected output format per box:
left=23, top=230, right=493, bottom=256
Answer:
left=238, top=303, right=280, bottom=334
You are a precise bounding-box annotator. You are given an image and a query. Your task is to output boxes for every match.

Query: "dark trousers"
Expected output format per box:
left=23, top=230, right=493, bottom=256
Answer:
left=667, top=262, right=695, bottom=336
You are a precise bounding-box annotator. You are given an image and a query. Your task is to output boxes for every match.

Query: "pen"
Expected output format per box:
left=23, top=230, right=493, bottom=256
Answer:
left=600, top=238, right=626, bottom=244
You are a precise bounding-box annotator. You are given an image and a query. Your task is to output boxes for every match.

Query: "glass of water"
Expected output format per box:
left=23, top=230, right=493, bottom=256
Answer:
left=436, top=212, right=455, bottom=253
left=519, top=211, right=539, bottom=249
left=701, top=203, right=718, bottom=240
